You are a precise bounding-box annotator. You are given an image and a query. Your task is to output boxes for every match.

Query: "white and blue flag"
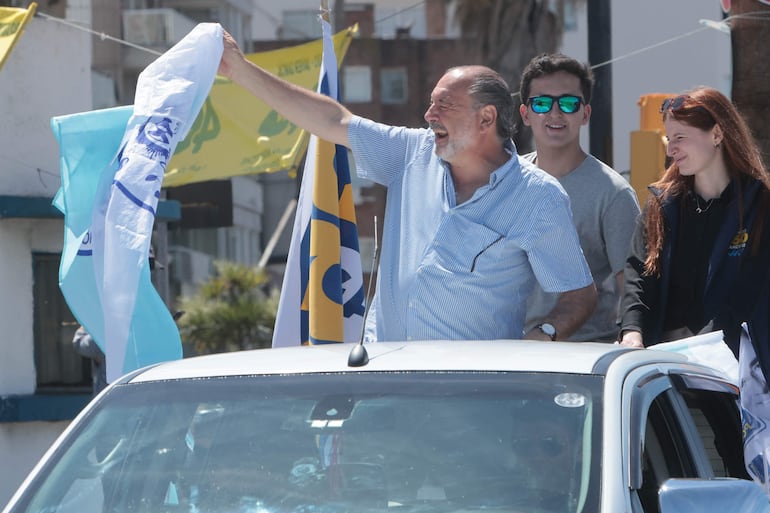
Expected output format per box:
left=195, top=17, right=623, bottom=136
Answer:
left=272, top=18, right=365, bottom=347
left=739, top=327, right=770, bottom=498
left=53, top=23, right=223, bottom=382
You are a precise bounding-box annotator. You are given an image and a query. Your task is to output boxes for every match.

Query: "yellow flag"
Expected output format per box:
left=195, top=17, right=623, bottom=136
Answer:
left=163, top=25, right=356, bottom=188
left=0, top=2, right=36, bottom=72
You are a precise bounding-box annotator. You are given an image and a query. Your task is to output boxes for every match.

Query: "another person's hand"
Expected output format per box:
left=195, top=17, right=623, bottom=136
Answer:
left=618, top=330, right=644, bottom=348
left=218, top=30, right=245, bottom=80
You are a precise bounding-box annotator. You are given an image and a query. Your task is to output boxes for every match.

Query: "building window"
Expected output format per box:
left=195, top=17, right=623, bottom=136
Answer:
left=374, top=6, right=427, bottom=38
left=381, top=68, right=408, bottom=104
left=33, top=253, right=88, bottom=391
left=343, top=66, right=372, bottom=103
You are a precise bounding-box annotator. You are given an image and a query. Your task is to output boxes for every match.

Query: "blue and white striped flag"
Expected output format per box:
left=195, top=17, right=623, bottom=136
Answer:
left=272, top=18, right=365, bottom=347
left=53, top=23, right=223, bottom=382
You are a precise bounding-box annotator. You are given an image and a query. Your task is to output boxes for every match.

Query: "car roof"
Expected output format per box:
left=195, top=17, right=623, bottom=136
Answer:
left=127, top=340, right=693, bottom=383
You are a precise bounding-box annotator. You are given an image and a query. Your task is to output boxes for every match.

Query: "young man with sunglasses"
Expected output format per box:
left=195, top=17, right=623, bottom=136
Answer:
left=519, top=53, right=640, bottom=342
left=218, top=32, right=597, bottom=343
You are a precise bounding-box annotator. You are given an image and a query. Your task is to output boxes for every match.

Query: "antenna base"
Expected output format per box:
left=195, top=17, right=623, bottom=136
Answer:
left=347, top=344, right=369, bottom=367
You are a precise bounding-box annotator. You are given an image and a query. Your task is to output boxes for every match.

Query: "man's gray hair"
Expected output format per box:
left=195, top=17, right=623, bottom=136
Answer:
left=464, top=67, right=515, bottom=140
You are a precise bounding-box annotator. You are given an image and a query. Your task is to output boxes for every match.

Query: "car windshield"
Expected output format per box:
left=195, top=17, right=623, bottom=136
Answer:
left=10, top=372, right=602, bottom=513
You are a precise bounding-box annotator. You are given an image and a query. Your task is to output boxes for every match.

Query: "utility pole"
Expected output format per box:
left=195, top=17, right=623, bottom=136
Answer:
left=333, top=0, right=345, bottom=32
left=730, top=0, right=770, bottom=167
left=587, top=0, right=613, bottom=167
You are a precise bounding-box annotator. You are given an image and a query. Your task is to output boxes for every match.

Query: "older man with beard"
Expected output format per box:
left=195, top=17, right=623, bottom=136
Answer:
left=218, top=31, right=596, bottom=342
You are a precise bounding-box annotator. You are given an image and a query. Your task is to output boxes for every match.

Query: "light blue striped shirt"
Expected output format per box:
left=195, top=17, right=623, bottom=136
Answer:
left=349, top=116, right=593, bottom=341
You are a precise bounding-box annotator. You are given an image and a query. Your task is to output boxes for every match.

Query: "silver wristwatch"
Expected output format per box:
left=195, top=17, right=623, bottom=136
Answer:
left=536, top=322, right=557, bottom=341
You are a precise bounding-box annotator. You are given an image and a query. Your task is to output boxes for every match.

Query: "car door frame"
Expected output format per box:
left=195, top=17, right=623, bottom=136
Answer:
left=622, top=362, right=744, bottom=513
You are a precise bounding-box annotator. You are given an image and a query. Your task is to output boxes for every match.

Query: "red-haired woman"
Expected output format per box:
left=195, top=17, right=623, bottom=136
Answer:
left=619, top=87, right=770, bottom=378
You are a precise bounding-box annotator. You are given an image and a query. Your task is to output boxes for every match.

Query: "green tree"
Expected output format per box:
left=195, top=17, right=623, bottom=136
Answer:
left=730, top=1, right=770, bottom=167
left=453, top=0, right=585, bottom=152
left=177, top=261, right=278, bottom=356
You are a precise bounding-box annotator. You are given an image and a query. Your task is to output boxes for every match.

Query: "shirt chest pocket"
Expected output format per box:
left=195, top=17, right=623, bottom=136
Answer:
left=427, top=215, right=505, bottom=273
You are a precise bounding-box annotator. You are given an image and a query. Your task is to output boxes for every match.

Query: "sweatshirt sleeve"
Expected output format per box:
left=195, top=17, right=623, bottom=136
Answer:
left=619, top=210, right=660, bottom=344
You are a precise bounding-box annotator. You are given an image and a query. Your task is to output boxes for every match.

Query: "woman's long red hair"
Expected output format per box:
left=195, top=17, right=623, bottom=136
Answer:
left=643, top=87, right=770, bottom=275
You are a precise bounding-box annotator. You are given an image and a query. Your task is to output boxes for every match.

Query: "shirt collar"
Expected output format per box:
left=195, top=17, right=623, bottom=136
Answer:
left=489, top=139, right=517, bottom=188
left=439, top=139, right=518, bottom=192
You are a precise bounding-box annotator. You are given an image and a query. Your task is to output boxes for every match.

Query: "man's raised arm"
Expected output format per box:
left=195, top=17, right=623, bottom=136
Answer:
left=218, top=30, right=353, bottom=147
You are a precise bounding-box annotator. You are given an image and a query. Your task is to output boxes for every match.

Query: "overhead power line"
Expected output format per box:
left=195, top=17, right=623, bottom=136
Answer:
left=33, top=7, right=753, bottom=78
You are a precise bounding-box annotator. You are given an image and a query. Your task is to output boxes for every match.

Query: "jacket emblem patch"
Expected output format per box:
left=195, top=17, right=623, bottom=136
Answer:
left=729, top=229, right=749, bottom=257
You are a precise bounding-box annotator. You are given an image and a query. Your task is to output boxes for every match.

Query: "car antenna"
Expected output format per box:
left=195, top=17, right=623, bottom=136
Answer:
left=348, top=216, right=380, bottom=367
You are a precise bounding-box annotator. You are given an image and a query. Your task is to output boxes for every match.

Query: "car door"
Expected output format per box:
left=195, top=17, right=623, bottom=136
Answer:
left=625, top=366, right=748, bottom=513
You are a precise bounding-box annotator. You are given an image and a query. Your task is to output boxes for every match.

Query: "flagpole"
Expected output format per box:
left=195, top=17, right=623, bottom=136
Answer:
left=258, top=199, right=297, bottom=270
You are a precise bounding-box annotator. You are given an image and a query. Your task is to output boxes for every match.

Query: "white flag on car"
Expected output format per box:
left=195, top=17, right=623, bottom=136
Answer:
left=739, top=324, right=770, bottom=498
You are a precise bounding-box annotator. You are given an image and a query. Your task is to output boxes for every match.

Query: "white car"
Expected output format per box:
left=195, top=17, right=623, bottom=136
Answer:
left=3, top=340, right=768, bottom=513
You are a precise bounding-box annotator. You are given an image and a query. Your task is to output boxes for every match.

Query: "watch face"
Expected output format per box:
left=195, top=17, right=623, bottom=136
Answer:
left=540, top=323, right=556, bottom=338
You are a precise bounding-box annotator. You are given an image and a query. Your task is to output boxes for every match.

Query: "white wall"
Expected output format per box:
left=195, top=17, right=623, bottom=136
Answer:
left=0, top=420, right=69, bottom=506
left=0, top=10, right=91, bottom=390
left=560, top=1, right=730, bottom=173
left=612, top=2, right=730, bottom=173
left=0, top=221, right=44, bottom=396
left=0, top=18, right=92, bottom=196
left=0, top=14, right=92, bottom=506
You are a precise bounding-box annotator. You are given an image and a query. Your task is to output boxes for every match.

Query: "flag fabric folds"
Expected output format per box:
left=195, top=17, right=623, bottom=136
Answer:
left=739, top=327, right=770, bottom=497
left=54, top=23, right=223, bottom=382
left=652, top=330, right=738, bottom=384
left=272, top=18, right=365, bottom=347
left=163, top=26, right=356, bottom=187
left=0, top=2, right=35, bottom=73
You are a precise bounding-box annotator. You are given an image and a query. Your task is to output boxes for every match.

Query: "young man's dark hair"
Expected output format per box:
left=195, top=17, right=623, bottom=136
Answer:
left=519, top=53, right=595, bottom=105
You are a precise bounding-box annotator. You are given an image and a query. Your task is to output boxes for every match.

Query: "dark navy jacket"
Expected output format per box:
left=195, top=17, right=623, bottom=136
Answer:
left=621, top=178, right=770, bottom=379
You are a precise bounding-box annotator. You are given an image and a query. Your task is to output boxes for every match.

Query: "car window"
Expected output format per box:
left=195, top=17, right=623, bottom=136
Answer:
left=9, top=372, right=603, bottom=513
left=637, top=392, right=696, bottom=513
left=633, top=374, right=748, bottom=513
left=674, top=381, right=748, bottom=479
